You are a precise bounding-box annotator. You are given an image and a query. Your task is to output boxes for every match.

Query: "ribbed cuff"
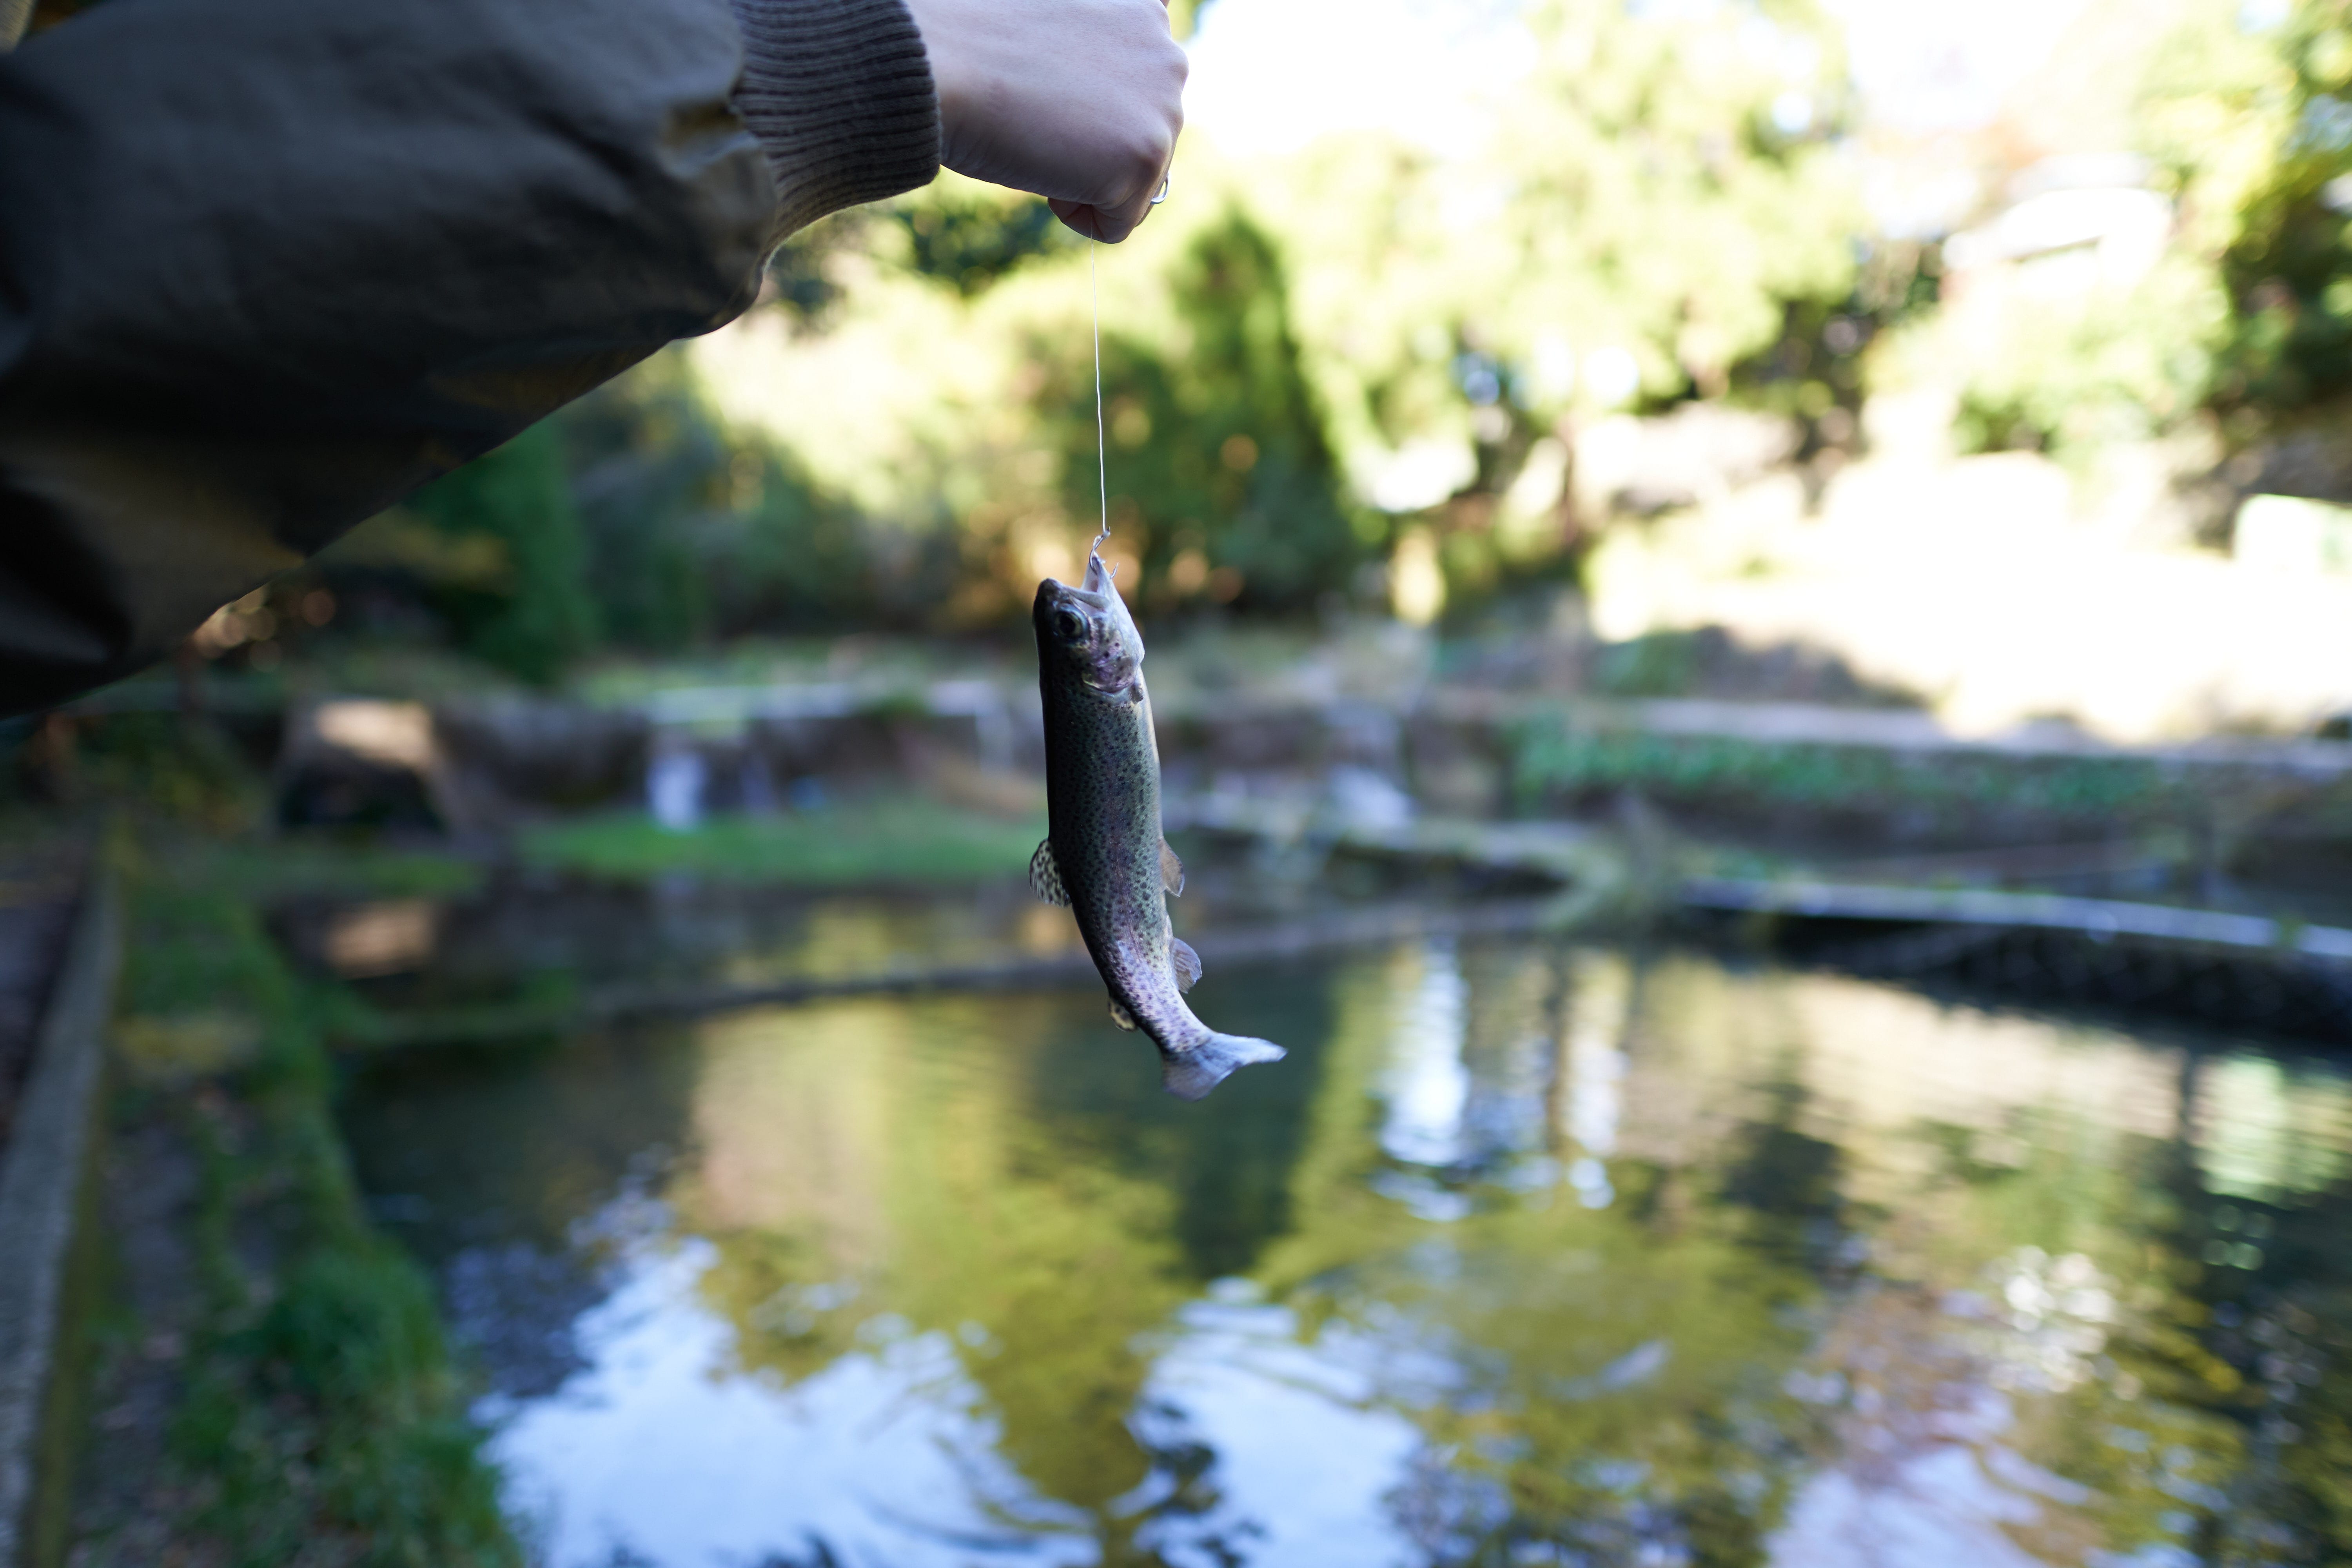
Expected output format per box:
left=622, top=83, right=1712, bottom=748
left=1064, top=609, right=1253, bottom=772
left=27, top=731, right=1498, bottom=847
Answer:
left=727, top=0, right=940, bottom=238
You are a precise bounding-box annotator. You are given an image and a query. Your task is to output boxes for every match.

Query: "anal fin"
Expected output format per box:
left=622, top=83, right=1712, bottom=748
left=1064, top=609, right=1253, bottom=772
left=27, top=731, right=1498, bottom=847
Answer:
left=1170, top=937, right=1202, bottom=993
left=1029, top=838, right=1069, bottom=907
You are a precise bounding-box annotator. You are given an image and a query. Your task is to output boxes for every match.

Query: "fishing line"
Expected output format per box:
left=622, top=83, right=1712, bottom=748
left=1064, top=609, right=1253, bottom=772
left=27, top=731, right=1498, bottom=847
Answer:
left=1089, top=177, right=1169, bottom=561
left=1091, top=240, right=1109, bottom=555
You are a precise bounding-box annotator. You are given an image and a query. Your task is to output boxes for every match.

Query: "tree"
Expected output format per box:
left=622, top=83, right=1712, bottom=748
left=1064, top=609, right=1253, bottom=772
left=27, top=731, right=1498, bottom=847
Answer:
left=1261, top=0, right=1864, bottom=599
left=2196, top=0, right=2352, bottom=419
left=1056, top=210, right=1363, bottom=612
left=404, top=424, right=598, bottom=684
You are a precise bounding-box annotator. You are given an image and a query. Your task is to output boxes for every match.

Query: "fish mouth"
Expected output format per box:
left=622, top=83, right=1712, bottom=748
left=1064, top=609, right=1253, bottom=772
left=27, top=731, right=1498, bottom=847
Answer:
left=1036, top=578, right=1112, bottom=613
left=1033, top=548, right=1118, bottom=613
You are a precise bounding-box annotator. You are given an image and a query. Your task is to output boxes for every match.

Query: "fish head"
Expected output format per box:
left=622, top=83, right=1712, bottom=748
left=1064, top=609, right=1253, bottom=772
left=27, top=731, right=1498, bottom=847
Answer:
left=1035, top=554, right=1144, bottom=700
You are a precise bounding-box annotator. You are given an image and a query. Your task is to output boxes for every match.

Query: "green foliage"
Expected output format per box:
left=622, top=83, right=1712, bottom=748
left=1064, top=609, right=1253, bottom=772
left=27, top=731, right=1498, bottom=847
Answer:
left=341, top=350, right=929, bottom=668
left=1731, top=240, right=1942, bottom=450
left=1054, top=211, right=1363, bottom=610
left=762, top=210, right=873, bottom=328
left=2206, top=0, right=2352, bottom=416
left=1592, top=630, right=1708, bottom=698
left=551, top=366, right=715, bottom=649
left=1488, top=0, right=1862, bottom=401
left=1946, top=0, right=2352, bottom=458
left=404, top=425, right=599, bottom=683
left=1227, top=0, right=1863, bottom=609
left=33, top=712, right=265, bottom=831
left=560, top=354, right=958, bottom=643
left=893, top=186, right=1060, bottom=298
left=1513, top=715, right=2199, bottom=827
left=1282, top=0, right=1859, bottom=441
left=519, top=795, right=1046, bottom=886
left=167, top=837, right=483, bottom=903
left=1947, top=249, right=2229, bottom=459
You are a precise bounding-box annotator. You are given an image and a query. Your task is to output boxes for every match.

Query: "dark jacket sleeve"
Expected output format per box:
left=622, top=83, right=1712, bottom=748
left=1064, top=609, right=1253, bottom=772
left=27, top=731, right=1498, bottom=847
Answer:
left=0, top=0, right=937, bottom=715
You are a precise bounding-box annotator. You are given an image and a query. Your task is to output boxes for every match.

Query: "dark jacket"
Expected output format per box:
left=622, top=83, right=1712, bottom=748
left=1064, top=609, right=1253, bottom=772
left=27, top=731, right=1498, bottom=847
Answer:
left=0, top=0, right=938, bottom=715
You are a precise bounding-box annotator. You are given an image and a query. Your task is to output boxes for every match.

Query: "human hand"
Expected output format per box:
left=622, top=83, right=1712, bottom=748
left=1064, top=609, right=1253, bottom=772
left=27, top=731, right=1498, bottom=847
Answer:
left=900, top=0, right=1185, bottom=242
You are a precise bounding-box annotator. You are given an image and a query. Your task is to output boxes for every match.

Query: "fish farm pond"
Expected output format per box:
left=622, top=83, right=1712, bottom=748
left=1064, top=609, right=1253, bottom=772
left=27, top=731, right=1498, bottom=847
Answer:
left=281, top=851, right=2352, bottom=1568
left=57, top=655, right=2352, bottom=1566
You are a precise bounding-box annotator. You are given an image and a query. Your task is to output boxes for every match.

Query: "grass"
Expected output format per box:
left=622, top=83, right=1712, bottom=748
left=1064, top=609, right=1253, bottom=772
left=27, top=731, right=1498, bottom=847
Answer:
left=519, top=795, right=1047, bottom=886
left=106, top=835, right=520, bottom=1567
left=161, top=836, right=485, bottom=902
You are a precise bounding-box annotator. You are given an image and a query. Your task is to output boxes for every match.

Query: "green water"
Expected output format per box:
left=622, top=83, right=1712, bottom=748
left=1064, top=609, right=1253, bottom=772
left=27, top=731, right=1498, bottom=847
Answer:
left=341, top=938, right=2352, bottom=1568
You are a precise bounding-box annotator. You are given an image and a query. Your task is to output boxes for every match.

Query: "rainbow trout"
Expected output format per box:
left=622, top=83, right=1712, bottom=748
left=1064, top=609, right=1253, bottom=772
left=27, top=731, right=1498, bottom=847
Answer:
left=1030, top=551, right=1285, bottom=1099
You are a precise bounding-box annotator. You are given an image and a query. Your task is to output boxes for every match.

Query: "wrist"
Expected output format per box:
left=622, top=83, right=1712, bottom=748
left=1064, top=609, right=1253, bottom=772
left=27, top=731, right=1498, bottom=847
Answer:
left=727, top=0, right=941, bottom=238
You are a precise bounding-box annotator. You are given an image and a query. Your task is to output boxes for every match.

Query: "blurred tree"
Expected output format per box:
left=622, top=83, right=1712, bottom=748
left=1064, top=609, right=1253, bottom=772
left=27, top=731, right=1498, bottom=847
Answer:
left=1730, top=239, right=1942, bottom=461
left=1933, top=0, right=2352, bottom=468
left=1054, top=210, right=1363, bottom=612
left=761, top=210, right=873, bottom=332
left=2198, top=0, right=2352, bottom=418
left=892, top=184, right=1060, bottom=299
left=403, top=424, right=599, bottom=683
left=556, top=363, right=717, bottom=649
left=558, top=352, right=942, bottom=642
left=1266, top=0, right=1864, bottom=603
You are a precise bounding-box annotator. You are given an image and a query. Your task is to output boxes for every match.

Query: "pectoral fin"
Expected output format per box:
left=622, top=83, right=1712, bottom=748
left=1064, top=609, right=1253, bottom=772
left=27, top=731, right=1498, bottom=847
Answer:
left=1029, top=839, right=1069, bottom=907
left=1160, top=840, right=1185, bottom=897
left=1170, top=937, right=1202, bottom=993
left=1108, top=998, right=1139, bottom=1031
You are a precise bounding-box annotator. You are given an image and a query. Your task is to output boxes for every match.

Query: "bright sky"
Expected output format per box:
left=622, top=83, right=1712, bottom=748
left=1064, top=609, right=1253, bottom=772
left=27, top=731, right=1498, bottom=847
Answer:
left=1823, top=0, right=2094, bottom=134
left=1183, top=0, right=2099, bottom=156
left=1182, top=0, right=1535, bottom=159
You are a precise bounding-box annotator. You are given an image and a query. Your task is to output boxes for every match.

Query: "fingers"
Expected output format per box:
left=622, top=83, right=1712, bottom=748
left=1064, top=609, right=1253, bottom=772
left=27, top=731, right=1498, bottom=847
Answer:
left=1059, top=103, right=1179, bottom=243
left=1048, top=199, right=1111, bottom=242
left=1049, top=158, right=1167, bottom=243
left=910, top=0, right=1185, bottom=238
left=1095, top=178, right=1161, bottom=241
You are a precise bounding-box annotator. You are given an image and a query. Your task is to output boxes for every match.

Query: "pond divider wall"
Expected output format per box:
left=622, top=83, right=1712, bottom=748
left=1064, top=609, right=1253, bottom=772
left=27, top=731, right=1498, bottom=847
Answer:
left=0, top=872, right=118, bottom=1568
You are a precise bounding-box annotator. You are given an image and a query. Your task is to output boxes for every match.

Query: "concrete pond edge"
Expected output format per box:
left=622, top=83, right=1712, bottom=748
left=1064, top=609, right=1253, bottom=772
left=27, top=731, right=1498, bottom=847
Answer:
left=0, top=870, right=120, bottom=1568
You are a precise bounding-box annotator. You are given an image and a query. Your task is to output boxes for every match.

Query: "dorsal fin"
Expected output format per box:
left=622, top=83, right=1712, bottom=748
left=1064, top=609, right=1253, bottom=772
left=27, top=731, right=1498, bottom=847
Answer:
left=1160, top=840, right=1185, bottom=897
left=1028, top=839, right=1069, bottom=906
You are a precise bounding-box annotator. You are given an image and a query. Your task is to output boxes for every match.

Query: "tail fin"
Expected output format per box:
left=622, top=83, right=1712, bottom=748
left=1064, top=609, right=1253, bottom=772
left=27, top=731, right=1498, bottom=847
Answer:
left=1161, top=1033, right=1286, bottom=1101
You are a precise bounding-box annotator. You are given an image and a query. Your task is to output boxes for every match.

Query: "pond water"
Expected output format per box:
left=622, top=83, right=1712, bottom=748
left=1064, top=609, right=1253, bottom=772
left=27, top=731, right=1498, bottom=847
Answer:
left=342, top=937, right=2352, bottom=1568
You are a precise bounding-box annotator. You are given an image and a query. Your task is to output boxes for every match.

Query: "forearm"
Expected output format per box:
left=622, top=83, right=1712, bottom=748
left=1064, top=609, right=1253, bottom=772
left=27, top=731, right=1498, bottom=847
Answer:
left=0, top=0, right=938, bottom=715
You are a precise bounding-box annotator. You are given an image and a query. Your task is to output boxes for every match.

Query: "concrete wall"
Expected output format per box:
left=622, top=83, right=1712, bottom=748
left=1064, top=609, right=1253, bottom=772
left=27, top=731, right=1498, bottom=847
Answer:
left=0, top=877, right=119, bottom=1568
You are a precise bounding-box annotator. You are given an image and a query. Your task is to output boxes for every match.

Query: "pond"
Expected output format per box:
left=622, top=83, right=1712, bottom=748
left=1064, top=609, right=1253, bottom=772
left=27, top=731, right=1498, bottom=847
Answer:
left=341, top=935, right=2352, bottom=1568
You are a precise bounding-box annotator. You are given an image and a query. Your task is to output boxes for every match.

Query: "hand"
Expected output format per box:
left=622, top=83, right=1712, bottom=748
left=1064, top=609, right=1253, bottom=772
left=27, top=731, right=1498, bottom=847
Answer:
left=900, top=0, right=1185, bottom=242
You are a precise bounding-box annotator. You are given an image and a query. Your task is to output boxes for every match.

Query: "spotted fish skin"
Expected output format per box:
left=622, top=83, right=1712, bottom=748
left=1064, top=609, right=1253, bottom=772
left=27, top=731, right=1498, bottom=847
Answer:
left=1032, top=552, right=1284, bottom=1100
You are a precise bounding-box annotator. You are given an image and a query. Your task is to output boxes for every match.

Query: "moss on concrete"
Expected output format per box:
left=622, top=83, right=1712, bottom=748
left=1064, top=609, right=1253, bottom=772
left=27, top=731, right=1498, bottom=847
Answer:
left=95, top=847, right=519, bottom=1567
left=1515, top=719, right=2200, bottom=831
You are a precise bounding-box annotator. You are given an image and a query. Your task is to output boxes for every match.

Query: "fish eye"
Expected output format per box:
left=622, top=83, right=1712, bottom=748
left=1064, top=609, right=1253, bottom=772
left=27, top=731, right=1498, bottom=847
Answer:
left=1051, top=608, right=1090, bottom=644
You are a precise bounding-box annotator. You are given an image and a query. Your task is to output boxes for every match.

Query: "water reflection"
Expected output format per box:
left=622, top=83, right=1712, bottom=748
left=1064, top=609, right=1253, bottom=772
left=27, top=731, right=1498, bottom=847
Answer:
left=340, top=940, right=2352, bottom=1567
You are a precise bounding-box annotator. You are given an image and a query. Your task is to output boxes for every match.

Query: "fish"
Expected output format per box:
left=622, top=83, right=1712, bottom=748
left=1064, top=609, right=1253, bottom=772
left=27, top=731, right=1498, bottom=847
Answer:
left=1030, top=549, right=1285, bottom=1100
